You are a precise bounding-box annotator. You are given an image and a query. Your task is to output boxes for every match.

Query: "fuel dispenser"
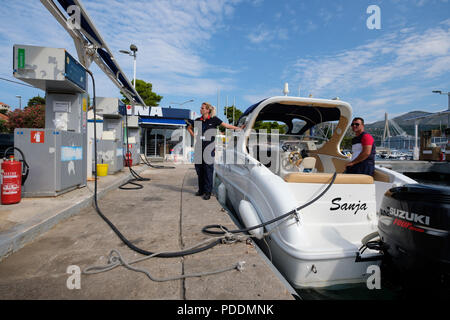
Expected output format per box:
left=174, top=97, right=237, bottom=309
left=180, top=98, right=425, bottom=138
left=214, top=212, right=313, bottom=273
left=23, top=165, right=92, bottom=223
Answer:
left=87, top=109, right=103, bottom=180
left=13, top=44, right=88, bottom=197
left=96, top=97, right=125, bottom=174
left=125, top=114, right=141, bottom=167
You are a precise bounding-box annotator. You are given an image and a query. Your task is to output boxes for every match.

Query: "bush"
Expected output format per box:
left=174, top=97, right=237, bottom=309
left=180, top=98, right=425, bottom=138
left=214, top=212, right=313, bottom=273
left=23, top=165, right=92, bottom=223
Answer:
left=0, top=119, right=8, bottom=133
left=6, top=104, right=45, bottom=132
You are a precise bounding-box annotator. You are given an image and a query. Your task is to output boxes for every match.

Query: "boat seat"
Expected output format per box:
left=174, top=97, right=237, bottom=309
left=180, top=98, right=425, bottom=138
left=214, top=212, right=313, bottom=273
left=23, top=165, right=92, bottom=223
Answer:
left=297, top=157, right=317, bottom=173
left=284, top=172, right=374, bottom=184
left=373, top=169, right=390, bottom=183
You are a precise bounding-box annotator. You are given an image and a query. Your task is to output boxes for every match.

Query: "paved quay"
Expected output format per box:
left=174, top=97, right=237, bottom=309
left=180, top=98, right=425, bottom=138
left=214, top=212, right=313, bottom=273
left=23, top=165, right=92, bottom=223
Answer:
left=0, top=164, right=294, bottom=300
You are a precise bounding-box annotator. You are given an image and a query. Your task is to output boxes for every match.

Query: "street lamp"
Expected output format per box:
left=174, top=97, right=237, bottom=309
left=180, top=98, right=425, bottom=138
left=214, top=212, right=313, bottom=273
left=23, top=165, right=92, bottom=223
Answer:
left=15, top=95, right=22, bottom=110
left=432, top=90, right=450, bottom=127
left=120, top=44, right=138, bottom=89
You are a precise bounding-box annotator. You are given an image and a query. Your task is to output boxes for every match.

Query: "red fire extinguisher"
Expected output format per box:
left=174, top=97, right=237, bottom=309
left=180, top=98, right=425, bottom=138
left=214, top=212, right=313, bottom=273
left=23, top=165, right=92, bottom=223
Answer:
left=124, top=151, right=133, bottom=167
left=1, top=147, right=29, bottom=205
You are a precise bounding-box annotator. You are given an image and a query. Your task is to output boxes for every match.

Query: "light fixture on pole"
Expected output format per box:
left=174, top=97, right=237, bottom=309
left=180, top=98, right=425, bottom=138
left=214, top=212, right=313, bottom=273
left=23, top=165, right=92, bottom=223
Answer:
left=432, top=90, right=450, bottom=127
left=15, top=95, right=22, bottom=110
left=120, top=44, right=138, bottom=89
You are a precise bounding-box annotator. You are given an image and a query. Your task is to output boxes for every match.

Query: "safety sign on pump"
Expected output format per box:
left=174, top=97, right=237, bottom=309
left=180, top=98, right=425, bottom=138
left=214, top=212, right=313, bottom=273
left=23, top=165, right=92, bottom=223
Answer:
left=31, top=131, right=44, bottom=144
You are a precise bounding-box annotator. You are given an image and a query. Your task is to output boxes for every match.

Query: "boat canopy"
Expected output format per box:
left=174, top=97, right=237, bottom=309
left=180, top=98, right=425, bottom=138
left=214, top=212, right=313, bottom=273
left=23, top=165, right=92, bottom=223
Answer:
left=242, top=98, right=343, bottom=135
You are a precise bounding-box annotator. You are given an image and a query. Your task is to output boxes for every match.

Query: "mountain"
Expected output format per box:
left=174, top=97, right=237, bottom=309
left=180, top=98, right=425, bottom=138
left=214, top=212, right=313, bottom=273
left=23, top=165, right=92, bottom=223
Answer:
left=365, top=111, right=449, bottom=137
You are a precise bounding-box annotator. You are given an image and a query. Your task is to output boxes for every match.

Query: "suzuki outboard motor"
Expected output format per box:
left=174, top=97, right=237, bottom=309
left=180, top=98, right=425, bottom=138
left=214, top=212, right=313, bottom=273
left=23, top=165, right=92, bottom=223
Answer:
left=379, top=184, right=450, bottom=297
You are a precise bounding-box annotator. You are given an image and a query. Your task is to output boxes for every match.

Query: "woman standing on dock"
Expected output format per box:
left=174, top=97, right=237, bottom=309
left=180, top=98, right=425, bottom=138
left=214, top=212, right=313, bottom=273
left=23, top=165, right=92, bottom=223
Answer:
left=187, top=102, right=242, bottom=200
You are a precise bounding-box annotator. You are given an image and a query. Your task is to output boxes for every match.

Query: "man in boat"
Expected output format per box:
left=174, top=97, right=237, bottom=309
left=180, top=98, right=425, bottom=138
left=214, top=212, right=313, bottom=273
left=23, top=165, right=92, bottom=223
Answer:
left=187, top=102, right=242, bottom=200
left=345, top=117, right=376, bottom=176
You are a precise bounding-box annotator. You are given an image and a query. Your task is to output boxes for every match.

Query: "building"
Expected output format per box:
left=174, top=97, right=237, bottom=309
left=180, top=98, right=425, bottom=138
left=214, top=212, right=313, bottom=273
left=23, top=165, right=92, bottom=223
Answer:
left=129, top=106, right=197, bottom=162
left=0, top=113, right=8, bottom=122
left=0, top=102, right=11, bottom=112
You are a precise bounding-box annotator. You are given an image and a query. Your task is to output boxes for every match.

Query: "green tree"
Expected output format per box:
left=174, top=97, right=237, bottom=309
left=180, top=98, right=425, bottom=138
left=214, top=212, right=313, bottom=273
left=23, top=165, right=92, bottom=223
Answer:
left=223, top=105, right=243, bottom=126
left=121, top=79, right=162, bottom=106
left=254, top=121, right=287, bottom=134
left=27, top=95, right=45, bottom=107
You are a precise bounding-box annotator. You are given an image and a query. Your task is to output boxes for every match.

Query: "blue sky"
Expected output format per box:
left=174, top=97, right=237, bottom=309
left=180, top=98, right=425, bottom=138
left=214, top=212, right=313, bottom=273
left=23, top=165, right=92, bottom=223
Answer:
left=0, top=0, right=449, bottom=123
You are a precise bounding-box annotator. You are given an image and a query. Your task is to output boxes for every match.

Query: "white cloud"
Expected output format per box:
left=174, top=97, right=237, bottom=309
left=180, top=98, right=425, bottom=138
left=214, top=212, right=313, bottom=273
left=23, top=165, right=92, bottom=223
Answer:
left=0, top=0, right=242, bottom=100
left=286, top=24, right=450, bottom=95
left=247, top=24, right=289, bottom=44
left=242, top=87, right=283, bottom=104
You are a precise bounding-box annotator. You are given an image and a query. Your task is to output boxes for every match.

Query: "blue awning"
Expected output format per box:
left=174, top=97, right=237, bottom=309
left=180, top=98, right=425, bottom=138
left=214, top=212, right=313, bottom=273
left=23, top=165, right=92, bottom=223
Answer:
left=139, top=118, right=186, bottom=126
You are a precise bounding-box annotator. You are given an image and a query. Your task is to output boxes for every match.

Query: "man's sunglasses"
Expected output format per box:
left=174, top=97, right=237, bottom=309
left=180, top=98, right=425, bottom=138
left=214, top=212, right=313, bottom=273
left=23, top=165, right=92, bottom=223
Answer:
left=351, top=123, right=361, bottom=127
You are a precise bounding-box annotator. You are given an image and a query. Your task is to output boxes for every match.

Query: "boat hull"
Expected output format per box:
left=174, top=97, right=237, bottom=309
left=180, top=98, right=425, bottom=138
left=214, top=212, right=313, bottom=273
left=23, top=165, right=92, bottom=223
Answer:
left=215, top=164, right=381, bottom=289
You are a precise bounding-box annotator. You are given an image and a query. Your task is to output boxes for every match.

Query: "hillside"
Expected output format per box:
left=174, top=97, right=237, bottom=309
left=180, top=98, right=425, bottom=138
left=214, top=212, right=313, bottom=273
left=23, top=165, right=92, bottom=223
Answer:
left=365, top=111, right=448, bottom=137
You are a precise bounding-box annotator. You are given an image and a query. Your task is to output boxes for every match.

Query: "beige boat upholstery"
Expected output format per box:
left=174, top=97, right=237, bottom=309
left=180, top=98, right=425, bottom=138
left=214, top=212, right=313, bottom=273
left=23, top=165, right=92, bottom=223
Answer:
left=296, top=157, right=317, bottom=173
left=284, top=172, right=374, bottom=184
left=332, top=157, right=350, bottom=173
left=373, top=169, right=391, bottom=183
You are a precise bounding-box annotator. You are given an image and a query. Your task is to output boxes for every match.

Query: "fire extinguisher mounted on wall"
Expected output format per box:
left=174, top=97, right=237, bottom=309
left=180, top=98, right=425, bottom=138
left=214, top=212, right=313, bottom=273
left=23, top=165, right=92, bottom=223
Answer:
left=1, top=147, right=30, bottom=205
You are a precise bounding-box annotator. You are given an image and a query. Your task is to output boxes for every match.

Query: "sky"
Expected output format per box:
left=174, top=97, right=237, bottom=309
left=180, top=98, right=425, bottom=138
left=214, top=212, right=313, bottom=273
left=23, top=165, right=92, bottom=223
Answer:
left=0, top=0, right=449, bottom=123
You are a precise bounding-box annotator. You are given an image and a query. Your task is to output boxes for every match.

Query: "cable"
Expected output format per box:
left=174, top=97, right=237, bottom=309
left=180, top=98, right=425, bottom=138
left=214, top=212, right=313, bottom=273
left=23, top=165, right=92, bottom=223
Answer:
left=86, top=69, right=221, bottom=258
left=202, top=171, right=338, bottom=237
left=0, top=76, right=34, bottom=88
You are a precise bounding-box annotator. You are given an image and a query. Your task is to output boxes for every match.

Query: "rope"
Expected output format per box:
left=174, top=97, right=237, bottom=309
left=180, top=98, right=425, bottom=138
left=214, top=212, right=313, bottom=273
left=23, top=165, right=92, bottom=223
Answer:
left=84, top=242, right=246, bottom=282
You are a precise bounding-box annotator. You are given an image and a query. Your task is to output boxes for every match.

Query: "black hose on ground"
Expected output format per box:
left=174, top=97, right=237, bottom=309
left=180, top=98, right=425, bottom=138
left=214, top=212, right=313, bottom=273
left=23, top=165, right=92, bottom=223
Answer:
left=140, top=153, right=175, bottom=169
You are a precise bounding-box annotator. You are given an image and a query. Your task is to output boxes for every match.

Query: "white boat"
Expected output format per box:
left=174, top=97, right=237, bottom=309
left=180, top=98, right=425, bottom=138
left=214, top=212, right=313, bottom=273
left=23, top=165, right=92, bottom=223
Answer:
left=214, top=96, right=416, bottom=289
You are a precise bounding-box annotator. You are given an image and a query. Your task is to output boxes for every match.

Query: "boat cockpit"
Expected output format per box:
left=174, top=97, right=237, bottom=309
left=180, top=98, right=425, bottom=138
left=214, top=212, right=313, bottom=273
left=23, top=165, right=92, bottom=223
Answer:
left=235, top=98, right=353, bottom=179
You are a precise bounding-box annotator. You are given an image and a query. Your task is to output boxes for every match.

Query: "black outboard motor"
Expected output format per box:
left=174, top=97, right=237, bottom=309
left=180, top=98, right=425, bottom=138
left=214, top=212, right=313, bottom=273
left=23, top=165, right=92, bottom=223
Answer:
left=378, top=184, right=450, bottom=297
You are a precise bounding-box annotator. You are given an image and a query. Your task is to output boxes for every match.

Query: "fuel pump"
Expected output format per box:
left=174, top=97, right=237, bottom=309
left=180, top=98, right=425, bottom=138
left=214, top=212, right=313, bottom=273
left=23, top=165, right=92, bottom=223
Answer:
left=125, top=106, right=141, bottom=166
left=95, top=97, right=125, bottom=174
left=13, top=44, right=88, bottom=197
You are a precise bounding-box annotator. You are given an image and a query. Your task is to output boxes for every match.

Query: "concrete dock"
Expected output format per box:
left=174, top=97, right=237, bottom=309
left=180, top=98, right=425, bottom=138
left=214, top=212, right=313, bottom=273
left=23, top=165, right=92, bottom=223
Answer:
left=0, top=164, right=294, bottom=300
left=376, top=160, right=450, bottom=174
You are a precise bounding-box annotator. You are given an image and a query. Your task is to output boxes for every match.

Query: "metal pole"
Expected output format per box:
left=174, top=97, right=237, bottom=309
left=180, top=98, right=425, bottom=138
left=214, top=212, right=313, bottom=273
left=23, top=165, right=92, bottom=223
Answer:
left=233, top=96, right=236, bottom=126
left=133, top=53, right=137, bottom=89
left=145, top=128, right=148, bottom=156
left=217, top=89, right=220, bottom=118
left=447, top=93, right=450, bottom=129
left=226, top=96, right=228, bottom=123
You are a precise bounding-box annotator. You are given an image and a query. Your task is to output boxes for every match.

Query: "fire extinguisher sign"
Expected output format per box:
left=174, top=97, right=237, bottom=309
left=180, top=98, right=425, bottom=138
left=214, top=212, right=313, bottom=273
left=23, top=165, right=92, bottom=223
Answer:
left=31, top=131, right=45, bottom=144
